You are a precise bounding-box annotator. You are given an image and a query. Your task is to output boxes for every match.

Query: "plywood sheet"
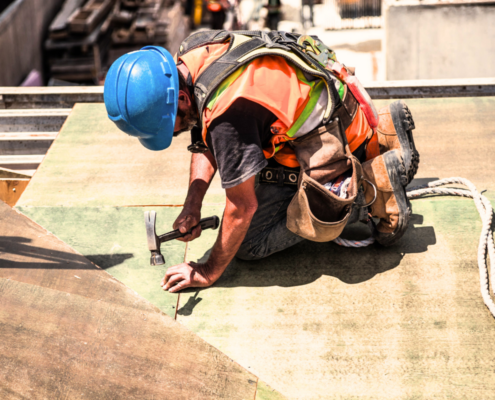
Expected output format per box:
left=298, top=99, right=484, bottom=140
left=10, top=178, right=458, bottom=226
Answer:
left=0, top=277, right=258, bottom=400
left=0, top=200, right=159, bottom=312
left=374, top=97, right=495, bottom=191
left=178, top=198, right=495, bottom=399
left=16, top=103, right=225, bottom=208
left=176, top=97, right=495, bottom=399
left=16, top=205, right=186, bottom=318
left=0, top=179, right=29, bottom=206
left=0, top=200, right=259, bottom=399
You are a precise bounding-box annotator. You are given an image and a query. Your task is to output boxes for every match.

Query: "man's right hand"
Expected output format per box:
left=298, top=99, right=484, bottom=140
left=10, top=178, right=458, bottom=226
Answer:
left=173, top=206, right=202, bottom=242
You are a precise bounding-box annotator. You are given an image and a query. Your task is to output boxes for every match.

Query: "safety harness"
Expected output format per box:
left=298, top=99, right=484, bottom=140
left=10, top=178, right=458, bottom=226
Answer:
left=178, top=30, right=344, bottom=128
left=179, top=30, right=370, bottom=172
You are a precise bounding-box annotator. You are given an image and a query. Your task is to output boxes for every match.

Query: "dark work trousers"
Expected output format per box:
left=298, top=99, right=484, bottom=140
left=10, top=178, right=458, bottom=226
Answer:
left=236, top=181, right=304, bottom=261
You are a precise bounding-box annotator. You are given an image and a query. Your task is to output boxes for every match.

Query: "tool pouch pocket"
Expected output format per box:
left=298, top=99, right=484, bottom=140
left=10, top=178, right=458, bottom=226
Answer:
left=287, top=118, right=363, bottom=242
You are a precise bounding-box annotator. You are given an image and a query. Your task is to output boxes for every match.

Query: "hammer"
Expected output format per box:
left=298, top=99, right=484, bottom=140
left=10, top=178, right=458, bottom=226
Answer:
left=144, top=210, right=220, bottom=266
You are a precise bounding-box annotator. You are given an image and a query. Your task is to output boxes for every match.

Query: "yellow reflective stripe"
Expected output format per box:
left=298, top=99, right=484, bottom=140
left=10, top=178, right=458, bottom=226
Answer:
left=286, top=77, right=325, bottom=137
left=206, top=64, right=249, bottom=110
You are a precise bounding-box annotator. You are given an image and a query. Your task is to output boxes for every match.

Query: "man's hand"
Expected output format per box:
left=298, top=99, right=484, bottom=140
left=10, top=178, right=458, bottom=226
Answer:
left=161, top=261, right=218, bottom=292
left=173, top=206, right=202, bottom=242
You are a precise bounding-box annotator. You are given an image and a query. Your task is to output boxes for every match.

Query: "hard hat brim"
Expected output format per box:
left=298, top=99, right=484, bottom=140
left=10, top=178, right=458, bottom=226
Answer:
left=138, top=132, right=173, bottom=151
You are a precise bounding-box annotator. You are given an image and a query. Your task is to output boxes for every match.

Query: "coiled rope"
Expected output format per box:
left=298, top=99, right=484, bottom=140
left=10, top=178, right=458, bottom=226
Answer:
left=333, top=178, right=495, bottom=318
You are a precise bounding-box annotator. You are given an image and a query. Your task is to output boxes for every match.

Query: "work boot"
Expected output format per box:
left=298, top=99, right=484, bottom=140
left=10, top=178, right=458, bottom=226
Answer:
left=362, top=149, right=411, bottom=246
left=376, top=100, right=419, bottom=184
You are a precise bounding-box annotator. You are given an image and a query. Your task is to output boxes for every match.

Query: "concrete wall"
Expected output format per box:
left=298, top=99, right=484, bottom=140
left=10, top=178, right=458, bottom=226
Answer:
left=0, top=0, right=64, bottom=86
left=385, top=1, right=495, bottom=80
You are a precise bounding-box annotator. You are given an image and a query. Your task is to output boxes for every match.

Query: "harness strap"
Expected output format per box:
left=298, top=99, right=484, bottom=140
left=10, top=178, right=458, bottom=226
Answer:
left=178, top=30, right=341, bottom=128
left=178, top=30, right=230, bottom=55
left=332, top=86, right=359, bottom=132
left=193, top=37, right=267, bottom=114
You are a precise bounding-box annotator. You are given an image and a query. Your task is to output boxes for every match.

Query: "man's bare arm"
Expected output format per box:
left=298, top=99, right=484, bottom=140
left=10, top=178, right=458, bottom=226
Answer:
left=174, top=151, right=217, bottom=242
left=161, top=175, right=258, bottom=292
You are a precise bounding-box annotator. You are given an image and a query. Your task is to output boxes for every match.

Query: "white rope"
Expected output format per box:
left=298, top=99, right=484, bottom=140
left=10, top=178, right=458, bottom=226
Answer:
left=332, top=236, right=376, bottom=247
left=333, top=177, right=495, bottom=318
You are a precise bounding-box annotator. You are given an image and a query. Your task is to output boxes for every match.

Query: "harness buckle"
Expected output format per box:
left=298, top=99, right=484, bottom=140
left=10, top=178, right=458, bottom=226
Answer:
left=187, top=141, right=209, bottom=154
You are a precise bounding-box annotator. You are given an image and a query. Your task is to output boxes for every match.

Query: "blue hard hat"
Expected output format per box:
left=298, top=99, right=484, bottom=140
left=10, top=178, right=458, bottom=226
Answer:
left=104, top=46, right=179, bottom=151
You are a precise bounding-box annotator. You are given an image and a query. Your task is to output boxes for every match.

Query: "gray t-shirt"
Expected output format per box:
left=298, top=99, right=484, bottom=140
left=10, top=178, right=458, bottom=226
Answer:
left=205, top=98, right=278, bottom=189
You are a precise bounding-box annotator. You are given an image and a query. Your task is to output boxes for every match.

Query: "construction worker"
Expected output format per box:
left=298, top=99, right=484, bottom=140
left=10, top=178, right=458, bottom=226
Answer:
left=104, top=30, right=419, bottom=293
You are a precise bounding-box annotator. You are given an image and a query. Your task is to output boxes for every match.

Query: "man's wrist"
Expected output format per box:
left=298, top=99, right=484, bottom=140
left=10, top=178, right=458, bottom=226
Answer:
left=183, top=195, right=203, bottom=212
left=185, top=180, right=209, bottom=207
left=205, top=253, right=230, bottom=280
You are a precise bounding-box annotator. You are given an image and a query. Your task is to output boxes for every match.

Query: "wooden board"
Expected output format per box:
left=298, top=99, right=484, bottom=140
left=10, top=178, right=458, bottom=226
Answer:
left=0, top=179, right=29, bottom=206
left=0, top=167, right=31, bottom=179
left=175, top=97, right=495, bottom=399
left=0, top=200, right=158, bottom=310
left=0, top=278, right=258, bottom=400
left=0, top=200, right=258, bottom=399
left=13, top=98, right=495, bottom=398
left=16, top=103, right=225, bottom=208
left=15, top=205, right=186, bottom=318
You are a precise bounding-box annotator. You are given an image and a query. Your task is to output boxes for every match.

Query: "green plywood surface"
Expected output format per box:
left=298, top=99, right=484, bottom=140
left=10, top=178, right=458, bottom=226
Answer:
left=374, top=97, right=495, bottom=192
left=17, top=206, right=186, bottom=317
left=17, top=103, right=225, bottom=208
left=178, top=197, right=495, bottom=399
left=12, top=97, right=495, bottom=397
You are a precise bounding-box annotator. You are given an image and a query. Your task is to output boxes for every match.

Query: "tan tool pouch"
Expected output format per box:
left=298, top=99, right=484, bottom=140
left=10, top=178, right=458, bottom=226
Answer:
left=287, top=118, right=364, bottom=242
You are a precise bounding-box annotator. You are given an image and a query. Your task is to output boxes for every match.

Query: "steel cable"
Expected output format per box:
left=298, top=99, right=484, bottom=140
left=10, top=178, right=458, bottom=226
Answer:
left=333, top=177, right=495, bottom=318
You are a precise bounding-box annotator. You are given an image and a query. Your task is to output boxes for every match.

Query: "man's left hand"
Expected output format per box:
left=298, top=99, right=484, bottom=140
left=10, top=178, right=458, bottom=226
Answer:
left=161, top=262, right=217, bottom=293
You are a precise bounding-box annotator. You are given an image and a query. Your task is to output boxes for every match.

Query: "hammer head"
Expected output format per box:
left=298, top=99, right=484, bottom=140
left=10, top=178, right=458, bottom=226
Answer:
left=144, top=211, right=165, bottom=266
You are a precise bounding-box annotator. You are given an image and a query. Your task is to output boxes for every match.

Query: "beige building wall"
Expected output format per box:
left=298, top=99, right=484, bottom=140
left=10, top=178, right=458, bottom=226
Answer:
left=385, top=1, right=495, bottom=80
left=0, top=0, right=64, bottom=86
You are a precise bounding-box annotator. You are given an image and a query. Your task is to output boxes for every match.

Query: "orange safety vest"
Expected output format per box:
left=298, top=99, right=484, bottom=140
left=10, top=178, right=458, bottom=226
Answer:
left=178, top=43, right=379, bottom=167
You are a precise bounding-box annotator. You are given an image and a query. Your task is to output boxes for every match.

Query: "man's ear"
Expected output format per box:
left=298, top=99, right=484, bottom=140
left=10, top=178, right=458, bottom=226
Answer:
left=178, top=89, right=191, bottom=107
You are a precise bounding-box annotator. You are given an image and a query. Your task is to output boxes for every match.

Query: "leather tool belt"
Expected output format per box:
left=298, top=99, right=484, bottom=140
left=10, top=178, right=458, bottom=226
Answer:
left=286, top=90, right=364, bottom=242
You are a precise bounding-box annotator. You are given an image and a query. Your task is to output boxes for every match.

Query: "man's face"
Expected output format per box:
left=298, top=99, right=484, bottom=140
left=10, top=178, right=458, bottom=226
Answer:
left=174, top=89, right=197, bottom=135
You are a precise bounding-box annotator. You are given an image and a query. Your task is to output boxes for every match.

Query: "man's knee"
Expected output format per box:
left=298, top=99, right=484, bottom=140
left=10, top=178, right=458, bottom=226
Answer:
left=235, top=252, right=264, bottom=261
left=235, top=241, right=268, bottom=261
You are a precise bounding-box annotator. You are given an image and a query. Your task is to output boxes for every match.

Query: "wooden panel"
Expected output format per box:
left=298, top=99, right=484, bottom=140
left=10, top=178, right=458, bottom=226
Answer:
left=0, top=278, right=258, bottom=400
left=179, top=198, right=495, bottom=399
left=12, top=204, right=184, bottom=317
left=175, top=98, right=495, bottom=398
left=0, top=179, right=29, bottom=206
left=0, top=167, right=31, bottom=179
left=0, top=200, right=159, bottom=311
left=16, top=103, right=225, bottom=207
left=0, top=201, right=258, bottom=398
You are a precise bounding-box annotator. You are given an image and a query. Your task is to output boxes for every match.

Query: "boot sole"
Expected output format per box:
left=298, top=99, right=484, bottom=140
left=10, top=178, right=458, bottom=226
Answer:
left=389, top=100, right=419, bottom=185
left=372, top=149, right=411, bottom=246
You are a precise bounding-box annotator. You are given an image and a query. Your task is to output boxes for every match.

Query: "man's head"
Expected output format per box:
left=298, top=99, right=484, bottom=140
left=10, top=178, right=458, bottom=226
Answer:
left=104, top=46, right=181, bottom=151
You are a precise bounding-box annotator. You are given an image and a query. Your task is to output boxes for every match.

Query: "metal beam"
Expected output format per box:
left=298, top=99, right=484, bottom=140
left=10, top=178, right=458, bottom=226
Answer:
left=1, top=78, right=495, bottom=109
left=365, top=78, right=495, bottom=99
